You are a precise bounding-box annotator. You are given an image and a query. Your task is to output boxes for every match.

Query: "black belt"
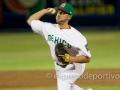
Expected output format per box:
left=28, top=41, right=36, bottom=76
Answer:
left=56, top=63, right=67, bottom=68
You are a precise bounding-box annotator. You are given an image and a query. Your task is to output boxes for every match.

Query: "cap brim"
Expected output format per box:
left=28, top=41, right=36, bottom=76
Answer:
left=58, top=8, right=70, bottom=14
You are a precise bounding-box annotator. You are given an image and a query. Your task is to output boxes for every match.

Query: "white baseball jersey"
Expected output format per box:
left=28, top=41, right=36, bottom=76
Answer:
left=31, top=20, right=91, bottom=90
left=31, top=20, right=91, bottom=64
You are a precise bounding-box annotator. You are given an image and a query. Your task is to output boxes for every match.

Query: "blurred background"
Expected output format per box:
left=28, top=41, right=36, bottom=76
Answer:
left=0, top=0, right=120, bottom=90
left=1, top=0, right=120, bottom=30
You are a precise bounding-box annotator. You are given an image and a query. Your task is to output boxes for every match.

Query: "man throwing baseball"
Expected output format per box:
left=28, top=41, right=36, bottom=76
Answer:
left=27, top=3, right=91, bottom=90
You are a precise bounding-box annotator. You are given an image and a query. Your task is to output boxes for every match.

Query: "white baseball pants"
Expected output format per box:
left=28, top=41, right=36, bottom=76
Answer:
left=55, top=62, right=85, bottom=90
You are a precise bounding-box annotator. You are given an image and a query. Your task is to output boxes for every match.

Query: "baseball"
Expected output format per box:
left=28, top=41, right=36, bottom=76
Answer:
left=49, top=8, right=56, bottom=14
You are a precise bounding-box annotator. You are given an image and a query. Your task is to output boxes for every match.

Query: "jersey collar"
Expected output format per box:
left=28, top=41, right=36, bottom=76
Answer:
left=60, top=25, right=71, bottom=30
left=57, top=24, right=71, bottom=30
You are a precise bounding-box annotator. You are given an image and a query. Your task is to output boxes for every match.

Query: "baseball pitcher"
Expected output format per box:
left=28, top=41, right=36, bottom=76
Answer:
left=27, top=3, right=91, bottom=90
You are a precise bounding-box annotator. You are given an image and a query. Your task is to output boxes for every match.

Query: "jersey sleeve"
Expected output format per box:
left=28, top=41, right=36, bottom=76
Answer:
left=31, top=20, right=43, bottom=34
left=74, top=31, right=91, bottom=57
left=31, top=20, right=53, bottom=37
left=74, top=35, right=91, bottom=57
left=77, top=44, right=91, bottom=57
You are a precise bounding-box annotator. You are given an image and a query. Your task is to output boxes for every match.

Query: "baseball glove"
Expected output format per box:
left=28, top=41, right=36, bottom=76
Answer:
left=55, top=43, right=70, bottom=65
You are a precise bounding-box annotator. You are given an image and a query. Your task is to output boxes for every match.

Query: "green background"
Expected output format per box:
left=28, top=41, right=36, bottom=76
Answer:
left=0, top=30, right=120, bottom=71
left=0, top=30, right=120, bottom=90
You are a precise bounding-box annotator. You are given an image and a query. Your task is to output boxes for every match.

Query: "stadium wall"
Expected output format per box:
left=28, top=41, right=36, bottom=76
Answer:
left=0, top=0, right=120, bottom=31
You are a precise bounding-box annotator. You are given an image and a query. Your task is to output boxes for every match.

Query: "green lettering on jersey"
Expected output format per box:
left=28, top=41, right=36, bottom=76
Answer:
left=47, top=35, right=54, bottom=42
left=67, top=44, right=71, bottom=48
left=54, top=37, right=59, bottom=44
left=47, top=34, right=72, bottom=49
left=59, top=38, right=62, bottom=43
left=62, top=40, right=66, bottom=46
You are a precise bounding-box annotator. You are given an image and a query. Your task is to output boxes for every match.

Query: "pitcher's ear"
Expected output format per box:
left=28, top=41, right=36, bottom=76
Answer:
left=68, top=15, right=72, bottom=20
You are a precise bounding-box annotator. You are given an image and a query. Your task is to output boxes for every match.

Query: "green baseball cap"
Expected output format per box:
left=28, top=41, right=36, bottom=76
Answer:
left=58, top=3, right=74, bottom=16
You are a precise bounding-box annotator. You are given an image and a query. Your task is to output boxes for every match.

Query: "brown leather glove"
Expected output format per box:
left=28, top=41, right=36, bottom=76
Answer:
left=55, top=43, right=70, bottom=65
